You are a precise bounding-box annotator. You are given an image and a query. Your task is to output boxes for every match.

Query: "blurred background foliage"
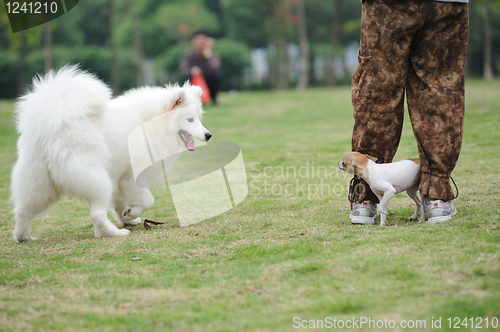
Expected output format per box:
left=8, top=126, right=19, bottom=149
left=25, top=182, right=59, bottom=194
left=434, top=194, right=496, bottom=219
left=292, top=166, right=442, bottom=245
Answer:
left=0, top=0, right=499, bottom=98
left=155, top=39, right=250, bottom=91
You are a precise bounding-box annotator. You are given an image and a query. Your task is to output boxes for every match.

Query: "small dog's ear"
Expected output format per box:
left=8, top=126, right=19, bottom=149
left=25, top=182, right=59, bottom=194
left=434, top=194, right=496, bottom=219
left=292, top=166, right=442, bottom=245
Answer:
left=364, top=154, right=378, bottom=162
left=167, top=90, right=186, bottom=111
left=352, top=162, right=357, bottom=168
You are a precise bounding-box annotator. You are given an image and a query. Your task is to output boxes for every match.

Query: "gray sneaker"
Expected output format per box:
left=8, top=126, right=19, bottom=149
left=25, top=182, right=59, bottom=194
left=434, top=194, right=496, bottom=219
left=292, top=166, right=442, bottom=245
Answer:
left=422, top=197, right=457, bottom=223
left=350, top=201, right=377, bottom=224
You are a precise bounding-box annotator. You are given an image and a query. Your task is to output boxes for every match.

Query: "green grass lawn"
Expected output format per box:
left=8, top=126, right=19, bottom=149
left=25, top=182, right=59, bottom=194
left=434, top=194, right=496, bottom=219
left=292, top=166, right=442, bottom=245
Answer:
left=1, top=81, right=499, bottom=331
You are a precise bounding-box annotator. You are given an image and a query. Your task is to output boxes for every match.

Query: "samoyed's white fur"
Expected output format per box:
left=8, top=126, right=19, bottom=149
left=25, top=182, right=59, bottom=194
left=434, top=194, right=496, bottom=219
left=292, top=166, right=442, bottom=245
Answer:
left=11, top=65, right=211, bottom=242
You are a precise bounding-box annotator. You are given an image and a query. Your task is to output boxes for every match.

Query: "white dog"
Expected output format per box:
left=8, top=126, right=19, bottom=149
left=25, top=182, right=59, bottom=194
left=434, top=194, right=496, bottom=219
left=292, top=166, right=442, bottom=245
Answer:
left=11, top=65, right=211, bottom=242
left=338, top=152, right=422, bottom=226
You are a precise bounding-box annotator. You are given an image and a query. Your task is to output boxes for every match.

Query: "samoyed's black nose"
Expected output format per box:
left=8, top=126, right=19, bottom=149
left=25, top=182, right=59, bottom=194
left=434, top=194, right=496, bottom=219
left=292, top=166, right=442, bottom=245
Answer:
left=205, top=132, right=212, bottom=142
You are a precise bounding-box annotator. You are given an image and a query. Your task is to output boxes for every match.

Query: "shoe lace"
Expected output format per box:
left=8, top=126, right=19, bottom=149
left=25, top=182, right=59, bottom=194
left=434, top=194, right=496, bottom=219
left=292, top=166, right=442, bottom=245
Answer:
left=353, top=200, right=375, bottom=210
left=425, top=200, right=448, bottom=214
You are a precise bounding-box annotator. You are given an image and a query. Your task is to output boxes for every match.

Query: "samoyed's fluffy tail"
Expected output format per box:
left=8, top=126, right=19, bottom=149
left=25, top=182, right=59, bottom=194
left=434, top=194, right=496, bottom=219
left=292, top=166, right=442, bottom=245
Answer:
left=15, top=65, right=112, bottom=136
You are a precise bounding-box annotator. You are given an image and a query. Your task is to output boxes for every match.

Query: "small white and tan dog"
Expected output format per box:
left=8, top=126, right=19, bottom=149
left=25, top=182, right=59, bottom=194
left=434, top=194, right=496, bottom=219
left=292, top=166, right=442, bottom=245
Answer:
left=338, top=152, right=422, bottom=226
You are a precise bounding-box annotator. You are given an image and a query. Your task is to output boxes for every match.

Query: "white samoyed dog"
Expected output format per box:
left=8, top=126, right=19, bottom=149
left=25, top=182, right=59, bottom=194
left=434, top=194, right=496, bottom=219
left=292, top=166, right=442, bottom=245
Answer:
left=11, top=65, right=211, bottom=242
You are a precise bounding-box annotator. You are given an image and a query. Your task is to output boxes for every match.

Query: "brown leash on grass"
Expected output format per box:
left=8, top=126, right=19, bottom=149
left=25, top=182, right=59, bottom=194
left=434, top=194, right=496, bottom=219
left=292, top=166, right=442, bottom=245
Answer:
left=143, top=219, right=165, bottom=230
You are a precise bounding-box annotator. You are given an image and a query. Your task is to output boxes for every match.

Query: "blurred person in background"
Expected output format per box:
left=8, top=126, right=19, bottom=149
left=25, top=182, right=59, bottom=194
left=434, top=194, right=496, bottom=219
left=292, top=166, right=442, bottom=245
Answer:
left=181, top=29, right=222, bottom=105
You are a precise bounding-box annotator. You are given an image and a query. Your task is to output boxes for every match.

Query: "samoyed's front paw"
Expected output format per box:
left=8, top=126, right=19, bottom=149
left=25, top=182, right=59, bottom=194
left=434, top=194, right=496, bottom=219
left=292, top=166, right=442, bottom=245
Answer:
left=124, top=218, right=141, bottom=226
left=13, top=229, right=36, bottom=243
left=14, top=235, right=37, bottom=243
left=95, top=227, right=131, bottom=238
left=117, top=229, right=131, bottom=236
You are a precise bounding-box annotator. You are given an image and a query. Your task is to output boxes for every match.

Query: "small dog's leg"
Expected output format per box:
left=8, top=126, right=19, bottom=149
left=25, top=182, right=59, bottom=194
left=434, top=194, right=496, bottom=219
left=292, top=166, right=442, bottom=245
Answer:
left=377, top=188, right=395, bottom=226
left=418, top=193, right=426, bottom=223
left=378, top=210, right=394, bottom=216
left=406, top=184, right=421, bottom=221
left=380, top=213, right=387, bottom=226
left=409, top=210, right=420, bottom=221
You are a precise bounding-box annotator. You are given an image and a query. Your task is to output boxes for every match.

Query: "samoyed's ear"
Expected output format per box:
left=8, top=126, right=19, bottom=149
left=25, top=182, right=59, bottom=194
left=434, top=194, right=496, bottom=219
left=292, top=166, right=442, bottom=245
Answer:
left=167, top=90, right=186, bottom=111
left=189, top=85, right=202, bottom=98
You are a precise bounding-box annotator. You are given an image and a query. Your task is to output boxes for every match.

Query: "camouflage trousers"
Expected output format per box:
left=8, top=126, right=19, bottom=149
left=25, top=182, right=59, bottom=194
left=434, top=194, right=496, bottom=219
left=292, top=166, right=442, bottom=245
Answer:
left=350, top=0, right=468, bottom=203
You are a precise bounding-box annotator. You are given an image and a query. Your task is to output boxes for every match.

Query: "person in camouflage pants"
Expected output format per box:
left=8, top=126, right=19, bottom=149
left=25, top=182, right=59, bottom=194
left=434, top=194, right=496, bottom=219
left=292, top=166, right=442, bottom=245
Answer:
left=349, top=0, right=468, bottom=223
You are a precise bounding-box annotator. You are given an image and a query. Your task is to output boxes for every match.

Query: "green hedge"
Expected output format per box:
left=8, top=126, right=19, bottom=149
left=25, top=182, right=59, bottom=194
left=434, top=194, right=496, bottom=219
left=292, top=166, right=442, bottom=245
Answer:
left=0, top=47, right=139, bottom=99
left=1, top=40, right=251, bottom=99
left=0, top=52, right=19, bottom=99
left=155, top=39, right=251, bottom=91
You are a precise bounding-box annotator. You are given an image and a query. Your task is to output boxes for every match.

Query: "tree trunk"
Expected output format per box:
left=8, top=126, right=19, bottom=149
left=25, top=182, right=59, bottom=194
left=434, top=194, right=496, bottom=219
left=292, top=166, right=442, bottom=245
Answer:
left=327, top=0, right=342, bottom=86
left=124, top=0, right=146, bottom=85
left=268, top=0, right=289, bottom=90
left=482, top=0, right=494, bottom=80
left=277, top=33, right=289, bottom=90
left=309, top=53, right=316, bottom=86
left=296, top=0, right=309, bottom=90
left=44, top=22, right=52, bottom=72
left=276, top=0, right=289, bottom=90
left=108, top=0, right=119, bottom=95
left=269, top=10, right=279, bottom=90
left=254, top=0, right=288, bottom=89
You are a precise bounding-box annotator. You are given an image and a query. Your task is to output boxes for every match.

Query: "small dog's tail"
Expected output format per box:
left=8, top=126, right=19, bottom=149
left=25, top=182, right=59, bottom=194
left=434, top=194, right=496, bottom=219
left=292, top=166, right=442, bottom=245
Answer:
left=15, top=65, right=112, bottom=135
left=407, top=158, right=420, bottom=165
